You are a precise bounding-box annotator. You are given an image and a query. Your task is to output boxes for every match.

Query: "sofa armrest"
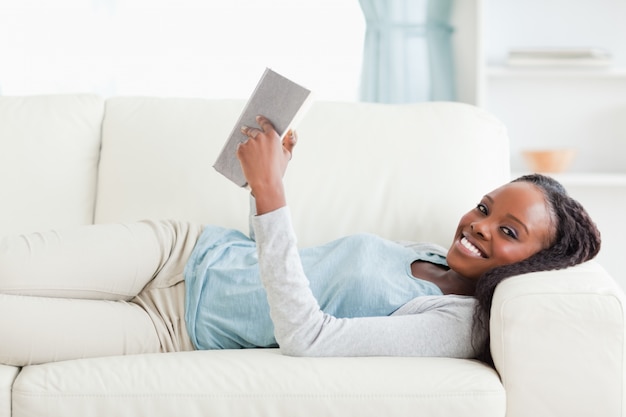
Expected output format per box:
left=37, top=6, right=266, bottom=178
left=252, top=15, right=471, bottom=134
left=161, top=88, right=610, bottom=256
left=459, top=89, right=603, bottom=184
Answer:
left=490, top=261, right=625, bottom=417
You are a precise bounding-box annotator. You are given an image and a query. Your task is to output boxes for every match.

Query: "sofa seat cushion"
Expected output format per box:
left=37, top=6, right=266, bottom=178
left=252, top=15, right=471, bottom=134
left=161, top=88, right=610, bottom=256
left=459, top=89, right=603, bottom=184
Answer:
left=12, top=349, right=505, bottom=417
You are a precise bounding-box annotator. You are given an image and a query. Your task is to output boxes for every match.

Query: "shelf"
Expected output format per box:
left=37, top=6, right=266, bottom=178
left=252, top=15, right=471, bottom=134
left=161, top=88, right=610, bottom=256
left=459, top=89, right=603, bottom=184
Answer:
left=488, top=66, right=626, bottom=79
left=512, top=172, right=626, bottom=187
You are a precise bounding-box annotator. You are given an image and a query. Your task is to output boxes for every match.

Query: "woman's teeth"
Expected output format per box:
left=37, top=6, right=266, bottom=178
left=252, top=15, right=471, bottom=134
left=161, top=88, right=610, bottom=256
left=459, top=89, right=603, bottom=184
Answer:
left=461, top=237, right=484, bottom=257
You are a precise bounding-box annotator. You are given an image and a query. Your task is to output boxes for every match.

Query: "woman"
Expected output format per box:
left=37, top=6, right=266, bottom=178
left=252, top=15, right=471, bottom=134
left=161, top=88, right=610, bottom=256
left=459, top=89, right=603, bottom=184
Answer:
left=0, top=117, right=600, bottom=367
left=237, top=116, right=600, bottom=366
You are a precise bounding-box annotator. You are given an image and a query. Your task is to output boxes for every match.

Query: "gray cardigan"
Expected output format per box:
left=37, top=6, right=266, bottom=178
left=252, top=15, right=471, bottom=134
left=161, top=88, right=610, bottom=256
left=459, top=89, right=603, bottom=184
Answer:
left=252, top=206, right=484, bottom=358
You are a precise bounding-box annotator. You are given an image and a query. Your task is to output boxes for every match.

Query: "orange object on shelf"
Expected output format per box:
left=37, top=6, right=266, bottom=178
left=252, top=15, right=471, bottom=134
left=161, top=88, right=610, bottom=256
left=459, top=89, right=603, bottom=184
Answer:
left=522, top=149, right=577, bottom=173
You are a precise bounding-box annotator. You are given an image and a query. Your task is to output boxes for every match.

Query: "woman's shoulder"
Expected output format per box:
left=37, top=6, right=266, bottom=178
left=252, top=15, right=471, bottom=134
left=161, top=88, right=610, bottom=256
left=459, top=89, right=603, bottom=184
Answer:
left=392, top=294, right=477, bottom=316
left=396, top=241, right=448, bottom=256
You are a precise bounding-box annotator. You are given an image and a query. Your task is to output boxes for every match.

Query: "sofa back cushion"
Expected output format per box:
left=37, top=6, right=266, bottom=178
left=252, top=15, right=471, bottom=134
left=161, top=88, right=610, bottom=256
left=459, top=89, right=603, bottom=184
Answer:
left=0, top=95, right=103, bottom=237
left=95, top=98, right=250, bottom=232
left=96, top=98, right=509, bottom=248
left=288, top=101, right=510, bottom=247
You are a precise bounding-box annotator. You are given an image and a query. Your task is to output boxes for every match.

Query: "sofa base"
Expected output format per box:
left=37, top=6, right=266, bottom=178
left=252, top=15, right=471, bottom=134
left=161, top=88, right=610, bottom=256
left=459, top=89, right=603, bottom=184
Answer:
left=1, top=365, right=19, bottom=417
left=12, top=349, right=504, bottom=417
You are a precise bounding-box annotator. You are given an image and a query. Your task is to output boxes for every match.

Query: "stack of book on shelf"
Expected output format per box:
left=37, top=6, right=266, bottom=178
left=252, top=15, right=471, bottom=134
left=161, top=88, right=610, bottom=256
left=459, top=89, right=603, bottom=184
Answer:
left=506, top=47, right=612, bottom=68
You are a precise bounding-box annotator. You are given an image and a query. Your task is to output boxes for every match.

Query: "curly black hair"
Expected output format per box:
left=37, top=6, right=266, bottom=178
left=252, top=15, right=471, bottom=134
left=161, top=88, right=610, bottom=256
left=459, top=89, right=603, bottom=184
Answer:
left=472, top=173, right=602, bottom=366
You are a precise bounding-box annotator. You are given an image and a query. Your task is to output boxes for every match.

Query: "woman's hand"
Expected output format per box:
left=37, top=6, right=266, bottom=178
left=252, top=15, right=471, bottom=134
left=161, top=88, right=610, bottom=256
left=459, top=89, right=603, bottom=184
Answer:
left=237, top=115, right=297, bottom=215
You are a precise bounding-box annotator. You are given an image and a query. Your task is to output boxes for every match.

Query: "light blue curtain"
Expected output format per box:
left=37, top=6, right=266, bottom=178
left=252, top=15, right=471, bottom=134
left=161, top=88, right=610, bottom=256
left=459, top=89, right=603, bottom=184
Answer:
left=359, top=0, right=456, bottom=103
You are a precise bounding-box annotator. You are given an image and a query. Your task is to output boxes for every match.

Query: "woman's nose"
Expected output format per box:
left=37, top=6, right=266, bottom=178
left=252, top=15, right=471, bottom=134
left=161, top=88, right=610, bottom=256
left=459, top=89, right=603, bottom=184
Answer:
left=471, top=221, right=490, bottom=239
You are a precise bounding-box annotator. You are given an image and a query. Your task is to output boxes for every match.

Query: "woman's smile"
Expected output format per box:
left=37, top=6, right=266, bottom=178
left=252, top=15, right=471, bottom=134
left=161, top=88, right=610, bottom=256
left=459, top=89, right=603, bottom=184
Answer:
left=458, top=235, right=487, bottom=258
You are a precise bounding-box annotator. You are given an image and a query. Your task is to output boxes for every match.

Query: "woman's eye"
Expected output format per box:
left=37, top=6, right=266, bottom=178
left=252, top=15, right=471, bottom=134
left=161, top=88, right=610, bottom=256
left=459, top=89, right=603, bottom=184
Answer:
left=476, top=203, right=488, bottom=214
left=501, top=227, right=518, bottom=239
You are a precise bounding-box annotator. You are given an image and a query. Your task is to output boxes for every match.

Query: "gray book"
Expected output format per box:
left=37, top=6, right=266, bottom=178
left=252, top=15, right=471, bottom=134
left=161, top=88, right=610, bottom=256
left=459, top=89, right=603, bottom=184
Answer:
left=213, top=68, right=312, bottom=187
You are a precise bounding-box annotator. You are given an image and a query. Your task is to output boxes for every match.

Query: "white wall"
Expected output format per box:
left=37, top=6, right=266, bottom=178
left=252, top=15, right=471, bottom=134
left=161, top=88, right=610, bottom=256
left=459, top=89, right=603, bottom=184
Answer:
left=451, top=0, right=484, bottom=106
left=0, top=0, right=365, bottom=101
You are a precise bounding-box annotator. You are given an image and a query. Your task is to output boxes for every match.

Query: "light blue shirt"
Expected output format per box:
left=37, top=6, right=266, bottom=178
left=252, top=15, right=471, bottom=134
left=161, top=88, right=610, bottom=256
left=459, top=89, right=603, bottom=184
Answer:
left=184, top=226, right=446, bottom=350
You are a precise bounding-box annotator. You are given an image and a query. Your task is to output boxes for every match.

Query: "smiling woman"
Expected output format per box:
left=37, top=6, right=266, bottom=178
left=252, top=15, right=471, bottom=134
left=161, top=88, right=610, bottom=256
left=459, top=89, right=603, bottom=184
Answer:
left=0, top=0, right=365, bottom=100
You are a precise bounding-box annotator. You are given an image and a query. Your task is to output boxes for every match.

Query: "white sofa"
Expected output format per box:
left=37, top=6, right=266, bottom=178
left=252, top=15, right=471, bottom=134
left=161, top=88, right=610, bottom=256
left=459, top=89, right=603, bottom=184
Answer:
left=0, top=95, right=624, bottom=417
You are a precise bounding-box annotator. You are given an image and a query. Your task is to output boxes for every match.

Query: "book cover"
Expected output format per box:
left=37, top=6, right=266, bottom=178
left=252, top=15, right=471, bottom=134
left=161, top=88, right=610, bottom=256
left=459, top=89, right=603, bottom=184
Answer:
left=213, top=68, right=312, bottom=187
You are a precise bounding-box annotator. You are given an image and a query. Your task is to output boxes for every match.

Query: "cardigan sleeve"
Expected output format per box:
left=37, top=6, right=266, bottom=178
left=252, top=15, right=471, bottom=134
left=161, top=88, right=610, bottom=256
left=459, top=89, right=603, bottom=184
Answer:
left=248, top=194, right=257, bottom=242
left=252, top=206, right=483, bottom=358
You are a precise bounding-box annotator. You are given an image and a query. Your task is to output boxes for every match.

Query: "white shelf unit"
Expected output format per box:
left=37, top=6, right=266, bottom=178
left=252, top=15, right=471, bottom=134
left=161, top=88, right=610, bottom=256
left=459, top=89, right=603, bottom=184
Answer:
left=489, top=66, right=626, bottom=288
left=545, top=172, right=626, bottom=186
left=511, top=171, right=626, bottom=185
left=475, top=4, right=626, bottom=291
left=484, top=65, right=626, bottom=174
left=488, top=65, right=626, bottom=79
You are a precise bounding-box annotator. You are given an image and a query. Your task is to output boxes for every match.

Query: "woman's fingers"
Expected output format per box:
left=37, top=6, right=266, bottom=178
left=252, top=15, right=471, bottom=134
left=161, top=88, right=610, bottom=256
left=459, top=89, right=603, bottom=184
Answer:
left=241, top=115, right=277, bottom=140
left=240, top=116, right=296, bottom=160
left=240, top=125, right=261, bottom=139
left=256, top=115, right=275, bottom=134
left=283, top=130, right=297, bottom=159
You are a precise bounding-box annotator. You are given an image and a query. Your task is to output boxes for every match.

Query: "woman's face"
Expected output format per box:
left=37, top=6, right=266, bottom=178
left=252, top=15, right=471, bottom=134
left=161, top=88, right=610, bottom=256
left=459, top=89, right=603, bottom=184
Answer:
left=447, top=181, right=554, bottom=280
